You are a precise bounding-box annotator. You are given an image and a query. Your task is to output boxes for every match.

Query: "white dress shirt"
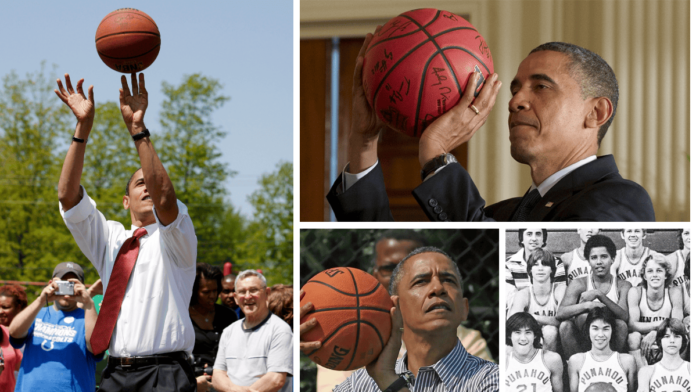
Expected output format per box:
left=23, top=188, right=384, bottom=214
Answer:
left=530, top=155, right=597, bottom=197
left=60, top=186, right=197, bottom=357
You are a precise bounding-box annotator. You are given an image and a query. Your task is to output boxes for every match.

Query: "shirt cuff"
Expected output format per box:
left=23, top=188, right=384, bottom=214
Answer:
left=422, top=163, right=452, bottom=182
left=342, top=160, right=379, bottom=193
left=59, top=185, right=95, bottom=223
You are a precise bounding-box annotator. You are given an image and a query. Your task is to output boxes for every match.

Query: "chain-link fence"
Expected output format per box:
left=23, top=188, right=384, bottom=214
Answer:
left=300, top=229, right=499, bottom=392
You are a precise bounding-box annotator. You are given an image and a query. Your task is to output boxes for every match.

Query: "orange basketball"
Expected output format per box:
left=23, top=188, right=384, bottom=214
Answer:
left=301, top=267, right=392, bottom=370
left=95, top=8, right=161, bottom=73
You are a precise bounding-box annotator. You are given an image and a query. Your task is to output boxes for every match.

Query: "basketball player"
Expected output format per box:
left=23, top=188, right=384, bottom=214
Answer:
left=627, top=255, right=684, bottom=369
left=509, top=249, right=566, bottom=352
left=558, top=235, right=631, bottom=359
left=568, top=307, right=636, bottom=392
left=636, top=319, right=690, bottom=392
left=506, top=229, right=566, bottom=311
left=666, top=229, right=690, bottom=289
left=612, top=229, right=657, bottom=287
left=505, top=312, right=564, bottom=392
left=562, top=229, right=601, bottom=284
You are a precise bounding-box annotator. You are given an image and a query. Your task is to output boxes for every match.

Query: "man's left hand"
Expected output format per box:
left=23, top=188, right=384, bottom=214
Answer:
left=69, top=279, right=92, bottom=305
left=119, top=72, right=148, bottom=134
left=640, top=331, right=657, bottom=358
left=365, top=296, right=404, bottom=390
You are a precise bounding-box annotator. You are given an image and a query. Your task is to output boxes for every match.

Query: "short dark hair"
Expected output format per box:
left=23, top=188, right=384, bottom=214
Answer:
left=125, top=167, right=142, bottom=196
left=530, top=42, right=618, bottom=147
left=655, top=318, right=688, bottom=352
left=677, top=229, right=685, bottom=250
left=0, top=285, right=28, bottom=310
left=584, top=235, right=617, bottom=260
left=373, top=230, right=426, bottom=268
left=584, top=307, right=616, bottom=348
left=190, top=263, right=223, bottom=305
left=388, top=246, right=463, bottom=296
left=506, top=312, right=543, bottom=349
left=517, top=229, right=548, bottom=247
left=526, top=248, right=557, bottom=284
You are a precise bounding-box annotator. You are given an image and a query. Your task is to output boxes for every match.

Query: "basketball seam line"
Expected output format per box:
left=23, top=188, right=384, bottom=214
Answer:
left=368, top=27, right=478, bottom=135
left=405, top=11, right=462, bottom=137
left=364, top=10, right=442, bottom=57
left=97, top=44, right=161, bottom=60
left=305, top=306, right=391, bottom=314
left=305, top=319, right=384, bottom=361
left=345, top=268, right=360, bottom=370
left=95, top=31, right=161, bottom=43
left=303, top=280, right=382, bottom=297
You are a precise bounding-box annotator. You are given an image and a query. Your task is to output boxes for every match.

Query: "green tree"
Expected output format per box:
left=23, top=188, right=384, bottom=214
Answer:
left=0, top=66, right=77, bottom=283
left=157, top=74, right=246, bottom=266
left=245, top=161, right=293, bottom=285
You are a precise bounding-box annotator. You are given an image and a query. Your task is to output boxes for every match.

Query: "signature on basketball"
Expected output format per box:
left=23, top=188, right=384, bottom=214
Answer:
left=380, top=19, right=413, bottom=38
left=475, top=35, right=491, bottom=59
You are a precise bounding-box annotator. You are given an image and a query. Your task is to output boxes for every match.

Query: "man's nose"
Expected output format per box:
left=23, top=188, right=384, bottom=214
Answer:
left=508, top=91, right=530, bottom=113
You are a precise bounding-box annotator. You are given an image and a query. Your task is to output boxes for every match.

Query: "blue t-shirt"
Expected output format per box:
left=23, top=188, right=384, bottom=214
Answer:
left=10, top=306, right=102, bottom=392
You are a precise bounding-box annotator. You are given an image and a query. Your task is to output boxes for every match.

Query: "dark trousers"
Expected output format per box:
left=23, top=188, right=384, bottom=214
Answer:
left=98, top=354, right=196, bottom=392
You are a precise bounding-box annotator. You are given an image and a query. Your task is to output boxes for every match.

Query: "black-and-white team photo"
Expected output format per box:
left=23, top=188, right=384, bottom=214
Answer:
left=504, top=228, right=690, bottom=392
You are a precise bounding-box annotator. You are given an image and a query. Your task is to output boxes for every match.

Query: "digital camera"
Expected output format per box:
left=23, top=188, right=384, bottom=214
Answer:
left=55, top=281, right=75, bottom=296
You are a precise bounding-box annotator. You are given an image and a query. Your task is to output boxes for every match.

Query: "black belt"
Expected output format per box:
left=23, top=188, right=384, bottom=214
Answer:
left=108, top=351, right=188, bottom=368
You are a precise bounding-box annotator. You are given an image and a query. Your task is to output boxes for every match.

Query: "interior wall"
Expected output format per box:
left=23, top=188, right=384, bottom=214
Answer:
left=300, top=0, right=690, bottom=221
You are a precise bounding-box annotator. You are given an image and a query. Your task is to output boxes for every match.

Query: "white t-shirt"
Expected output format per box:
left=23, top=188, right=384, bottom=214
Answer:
left=214, top=312, right=293, bottom=392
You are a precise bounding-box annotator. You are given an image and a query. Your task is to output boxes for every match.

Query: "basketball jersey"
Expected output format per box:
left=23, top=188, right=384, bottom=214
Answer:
left=578, top=351, right=628, bottom=392
left=616, top=247, right=652, bottom=286
left=638, top=287, right=672, bottom=323
left=527, top=287, right=558, bottom=318
left=586, top=275, right=619, bottom=303
left=567, top=248, right=591, bottom=282
left=671, top=251, right=687, bottom=288
left=505, top=349, right=553, bottom=392
left=649, top=361, right=690, bottom=392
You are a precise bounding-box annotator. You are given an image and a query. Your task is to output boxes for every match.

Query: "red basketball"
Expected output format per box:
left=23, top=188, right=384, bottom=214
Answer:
left=363, top=8, right=494, bottom=137
left=95, top=8, right=161, bottom=73
left=301, top=267, right=392, bottom=370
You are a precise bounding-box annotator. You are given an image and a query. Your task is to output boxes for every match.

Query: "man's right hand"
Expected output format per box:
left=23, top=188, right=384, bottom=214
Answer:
left=54, top=74, right=95, bottom=130
left=346, top=25, right=385, bottom=174
left=365, top=296, right=404, bottom=390
left=39, top=279, right=59, bottom=304
left=299, top=289, right=322, bottom=354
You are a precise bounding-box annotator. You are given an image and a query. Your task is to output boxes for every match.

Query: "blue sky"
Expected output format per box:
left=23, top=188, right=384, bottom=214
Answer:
left=0, top=1, right=293, bottom=217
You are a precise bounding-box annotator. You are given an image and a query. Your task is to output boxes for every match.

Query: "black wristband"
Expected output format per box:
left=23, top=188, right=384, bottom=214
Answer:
left=383, top=375, right=409, bottom=392
left=132, top=128, right=150, bottom=141
left=72, top=136, right=86, bottom=143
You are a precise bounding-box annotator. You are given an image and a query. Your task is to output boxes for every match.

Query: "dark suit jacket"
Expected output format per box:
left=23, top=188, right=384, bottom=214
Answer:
left=326, top=155, right=655, bottom=222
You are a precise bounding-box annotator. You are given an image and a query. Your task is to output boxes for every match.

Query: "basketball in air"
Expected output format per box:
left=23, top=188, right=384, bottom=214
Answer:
left=363, top=8, right=494, bottom=137
left=301, top=267, right=392, bottom=370
left=95, top=8, right=161, bottom=73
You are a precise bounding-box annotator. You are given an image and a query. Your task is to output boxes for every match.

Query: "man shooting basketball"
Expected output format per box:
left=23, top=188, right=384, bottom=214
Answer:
left=326, top=26, right=654, bottom=222
left=301, top=247, right=498, bottom=391
left=56, top=73, right=197, bottom=391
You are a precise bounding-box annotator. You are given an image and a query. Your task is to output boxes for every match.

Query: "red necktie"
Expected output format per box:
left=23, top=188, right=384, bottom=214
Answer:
left=91, top=228, right=148, bottom=355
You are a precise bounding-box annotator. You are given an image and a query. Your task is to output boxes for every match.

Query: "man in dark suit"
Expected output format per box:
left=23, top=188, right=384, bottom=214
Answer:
left=326, top=26, right=655, bottom=222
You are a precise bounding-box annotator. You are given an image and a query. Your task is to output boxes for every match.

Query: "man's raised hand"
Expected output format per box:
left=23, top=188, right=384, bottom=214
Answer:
left=119, top=72, right=148, bottom=134
left=55, top=74, right=95, bottom=126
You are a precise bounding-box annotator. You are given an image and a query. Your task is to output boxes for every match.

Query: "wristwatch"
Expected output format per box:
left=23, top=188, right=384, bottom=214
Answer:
left=383, top=374, right=411, bottom=392
left=420, top=153, right=457, bottom=181
left=132, top=128, right=151, bottom=141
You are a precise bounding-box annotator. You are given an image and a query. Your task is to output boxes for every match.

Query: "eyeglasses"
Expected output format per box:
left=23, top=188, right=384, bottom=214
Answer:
left=375, top=264, right=397, bottom=277
left=236, top=287, right=261, bottom=296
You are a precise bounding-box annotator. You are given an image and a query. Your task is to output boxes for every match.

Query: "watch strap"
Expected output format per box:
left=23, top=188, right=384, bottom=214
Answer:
left=420, top=153, right=457, bottom=181
left=72, top=136, right=86, bottom=143
left=383, top=375, right=410, bottom=392
left=132, top=128, right=150, bottom=141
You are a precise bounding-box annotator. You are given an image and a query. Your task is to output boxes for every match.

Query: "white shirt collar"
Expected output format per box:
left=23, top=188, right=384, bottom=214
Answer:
left=530, top=155, right=597, bottom=197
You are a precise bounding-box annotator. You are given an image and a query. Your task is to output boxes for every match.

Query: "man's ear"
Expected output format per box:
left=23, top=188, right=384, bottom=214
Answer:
left=584, top=97, right=613, bottom=129
left=461, top=297, right=470, bottom=323
left=123, top=195, right=130, bottom=210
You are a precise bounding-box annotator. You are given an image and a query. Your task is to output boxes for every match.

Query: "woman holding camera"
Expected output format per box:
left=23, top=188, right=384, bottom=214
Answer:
left=189, top=263, right=238, bottom=392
